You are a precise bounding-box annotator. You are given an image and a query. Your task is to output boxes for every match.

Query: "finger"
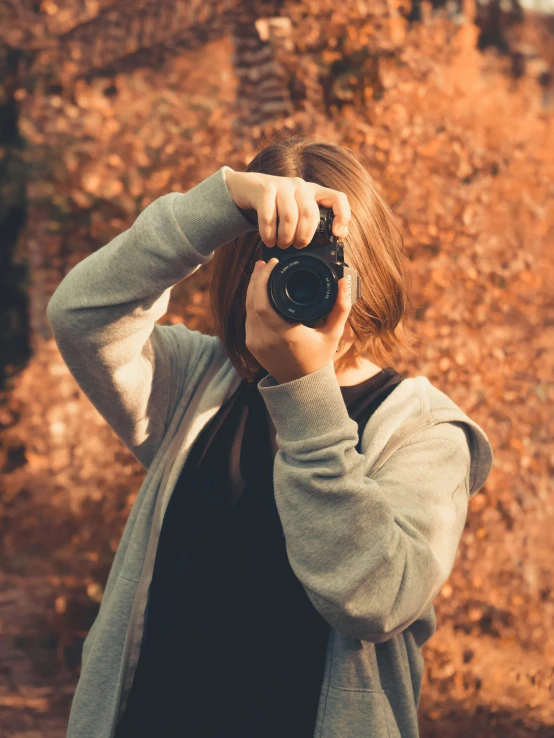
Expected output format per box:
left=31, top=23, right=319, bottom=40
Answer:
left=256, top=182, right=278, bottom=247
left=254, top=258, right=298, bottom=329
left=275, top=186, right=299, bottom=249
left=293, top=182, right=321, bottom=249
left=308, top=183, right=351, bottom=238
left=246, top=260, right=263, bottom=316
left=317, top=277, right=352, bottom=338
left=252, top=258, right=277, bottom=322
left=245, top=262, right=261, bottom=349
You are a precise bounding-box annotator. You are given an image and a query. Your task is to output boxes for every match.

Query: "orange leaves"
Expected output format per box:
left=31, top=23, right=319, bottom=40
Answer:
left=0, top=4, right=552, bottom=734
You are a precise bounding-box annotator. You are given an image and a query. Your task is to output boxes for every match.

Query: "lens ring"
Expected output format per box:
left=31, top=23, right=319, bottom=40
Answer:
left=267, top=252, right=338, bottom=323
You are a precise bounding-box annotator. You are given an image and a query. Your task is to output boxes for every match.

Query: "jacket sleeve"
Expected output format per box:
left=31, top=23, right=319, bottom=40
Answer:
left=46, top=166, right=257, bottom=470
left=257, top=360, right=473, bottom=643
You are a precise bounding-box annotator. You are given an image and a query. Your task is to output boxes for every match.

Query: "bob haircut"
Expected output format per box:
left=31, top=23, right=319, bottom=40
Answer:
left=210, top=135, right=417, bottom=383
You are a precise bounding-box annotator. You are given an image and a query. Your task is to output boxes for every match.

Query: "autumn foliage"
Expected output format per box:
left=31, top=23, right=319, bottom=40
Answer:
left=0, top=1, right=553, bottom=735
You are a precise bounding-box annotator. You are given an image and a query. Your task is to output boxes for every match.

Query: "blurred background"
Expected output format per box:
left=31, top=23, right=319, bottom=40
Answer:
left=0, top=0, right=553, bottom=736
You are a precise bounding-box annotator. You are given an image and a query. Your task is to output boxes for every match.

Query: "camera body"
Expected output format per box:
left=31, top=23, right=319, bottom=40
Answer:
left=260, top=206, right=361, bottom=328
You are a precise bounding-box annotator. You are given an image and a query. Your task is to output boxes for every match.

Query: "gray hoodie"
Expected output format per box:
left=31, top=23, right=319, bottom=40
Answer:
left=46, top=166, right=494, bottom=738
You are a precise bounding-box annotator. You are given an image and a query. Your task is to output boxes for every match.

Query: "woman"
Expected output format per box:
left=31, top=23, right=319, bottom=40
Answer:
left=47, top=136, right=493, bottom=738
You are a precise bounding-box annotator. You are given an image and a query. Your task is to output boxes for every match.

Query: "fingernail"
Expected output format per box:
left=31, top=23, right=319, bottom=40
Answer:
left=255, top=260, right=264, bottom=269
left=269, top=258, right=278, bottom=265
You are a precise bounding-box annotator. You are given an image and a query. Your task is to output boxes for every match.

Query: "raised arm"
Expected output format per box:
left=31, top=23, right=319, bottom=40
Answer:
left=46, top=167, right=257, bottom=469
left=258, top=360, right=478, bottom=643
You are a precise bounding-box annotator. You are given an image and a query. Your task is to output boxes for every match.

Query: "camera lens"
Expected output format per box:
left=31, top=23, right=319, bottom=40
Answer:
left=285, top=269, right=321, bottom=304
left=265, top=251, right=338, bottom=326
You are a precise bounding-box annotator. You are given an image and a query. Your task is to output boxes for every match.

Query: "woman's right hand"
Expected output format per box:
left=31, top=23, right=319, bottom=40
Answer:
left=223, top=167, right=351, bottom=250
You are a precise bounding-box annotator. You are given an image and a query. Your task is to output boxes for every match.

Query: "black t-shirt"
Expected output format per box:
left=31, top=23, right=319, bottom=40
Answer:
left=115, top=366, right=404, bottom=738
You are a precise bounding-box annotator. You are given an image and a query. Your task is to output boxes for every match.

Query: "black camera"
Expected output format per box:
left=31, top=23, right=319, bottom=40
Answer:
left=260, top=206, right=361, bottom=328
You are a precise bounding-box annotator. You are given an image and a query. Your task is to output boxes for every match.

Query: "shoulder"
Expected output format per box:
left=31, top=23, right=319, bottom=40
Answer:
left=361, top=374, right=494, bottom=497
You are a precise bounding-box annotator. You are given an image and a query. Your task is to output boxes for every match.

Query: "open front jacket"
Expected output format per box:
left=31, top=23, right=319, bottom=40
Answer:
left=46, top=166, right=494, bottom=738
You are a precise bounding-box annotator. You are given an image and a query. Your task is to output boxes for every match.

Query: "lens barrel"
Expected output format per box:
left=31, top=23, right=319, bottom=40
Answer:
left=266, top=252, right=339, bottom=325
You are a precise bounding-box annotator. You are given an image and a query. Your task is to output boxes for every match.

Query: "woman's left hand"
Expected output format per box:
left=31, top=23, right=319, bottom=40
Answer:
left=245, top=258, right=353, bottom=384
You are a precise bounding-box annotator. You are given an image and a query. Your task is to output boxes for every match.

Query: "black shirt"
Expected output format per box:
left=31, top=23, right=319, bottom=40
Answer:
left=115, top=366, right=404, bottom=738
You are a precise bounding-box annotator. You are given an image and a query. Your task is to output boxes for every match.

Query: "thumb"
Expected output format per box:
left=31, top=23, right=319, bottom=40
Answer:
left=319, top=278, right=352, bottom=337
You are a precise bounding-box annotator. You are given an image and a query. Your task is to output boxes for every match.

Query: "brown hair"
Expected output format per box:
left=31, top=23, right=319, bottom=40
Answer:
left=210, top=135, right=417, bottom=383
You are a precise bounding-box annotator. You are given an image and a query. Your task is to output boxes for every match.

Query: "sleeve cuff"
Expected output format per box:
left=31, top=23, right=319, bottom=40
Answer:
left=256, top=360, right=352, bottom=443
left=172, top=166, right=259, bottom=257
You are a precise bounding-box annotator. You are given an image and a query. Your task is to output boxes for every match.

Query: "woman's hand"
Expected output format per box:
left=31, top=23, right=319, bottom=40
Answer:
left=224, top=167, right=350, bottom=247
left=224, top=167, right=353, bottom=383
left=245, top=258, right=353, bottom=384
